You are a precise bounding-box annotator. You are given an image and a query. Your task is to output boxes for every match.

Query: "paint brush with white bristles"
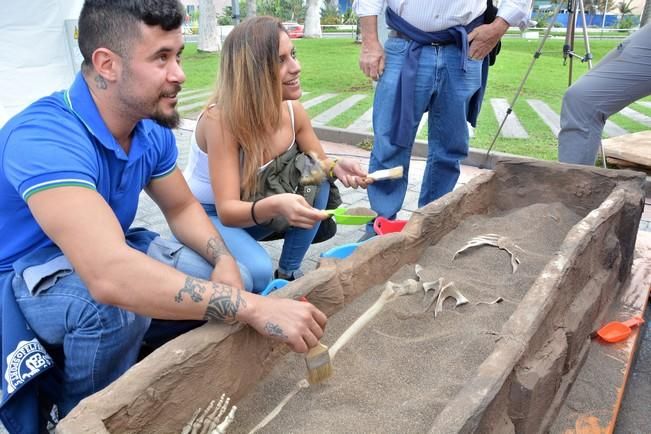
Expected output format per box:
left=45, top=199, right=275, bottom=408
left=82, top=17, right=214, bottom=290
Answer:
left=366, top=166, right=404, bottom=181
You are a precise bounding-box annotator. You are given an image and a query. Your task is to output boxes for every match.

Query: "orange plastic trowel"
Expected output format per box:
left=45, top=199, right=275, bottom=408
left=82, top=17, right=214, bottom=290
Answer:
left=590, top=316, right=645, bottom=343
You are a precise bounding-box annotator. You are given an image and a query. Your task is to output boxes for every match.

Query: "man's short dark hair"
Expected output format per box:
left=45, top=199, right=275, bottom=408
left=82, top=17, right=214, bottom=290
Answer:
left=78, top=0, right=184, bottom=69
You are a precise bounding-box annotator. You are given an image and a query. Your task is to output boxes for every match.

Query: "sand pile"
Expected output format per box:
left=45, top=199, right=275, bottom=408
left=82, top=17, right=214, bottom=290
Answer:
left=232, top=202, right=584, bottom=433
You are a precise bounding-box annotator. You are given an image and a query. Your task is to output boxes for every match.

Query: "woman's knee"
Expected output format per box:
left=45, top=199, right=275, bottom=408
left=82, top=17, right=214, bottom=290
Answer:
left=247, top=254, right=274, bottom=292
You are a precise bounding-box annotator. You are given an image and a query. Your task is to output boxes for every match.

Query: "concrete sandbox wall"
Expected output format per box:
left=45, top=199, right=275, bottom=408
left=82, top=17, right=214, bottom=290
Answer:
left=56, top=159, right=645, bottom=433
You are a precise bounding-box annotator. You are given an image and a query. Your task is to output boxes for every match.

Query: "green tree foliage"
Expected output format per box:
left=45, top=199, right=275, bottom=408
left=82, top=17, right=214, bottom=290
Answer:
left=616, top=0, right=635, bottom=15
left=217, top=0, right=306, bottom=24
left=257, top=0, right=306, bottom=22
left=321, top=3, right=340, bottom=25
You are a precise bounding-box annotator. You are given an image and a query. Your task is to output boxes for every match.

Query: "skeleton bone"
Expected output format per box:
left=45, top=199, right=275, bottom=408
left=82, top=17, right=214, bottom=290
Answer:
left=248, top=379, right=309, bottom=434
left=414, top=264, right=424, bottom=281
left=249, top=278, right=421, bottom=432
left=420, top=278, right=447, bottom=314
left=183, top=394, right=237, bottom=434
left=475, top=297, right=504, bottom=306
left=330, top=279, right=419, bottom=359
left=453, top=233, right=522, bottom=273
left=434, top=282, right=469, bottom=318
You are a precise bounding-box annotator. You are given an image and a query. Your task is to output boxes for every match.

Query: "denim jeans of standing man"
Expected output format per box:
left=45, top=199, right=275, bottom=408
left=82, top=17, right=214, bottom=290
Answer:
left=364, top=37, right=482, bottom=235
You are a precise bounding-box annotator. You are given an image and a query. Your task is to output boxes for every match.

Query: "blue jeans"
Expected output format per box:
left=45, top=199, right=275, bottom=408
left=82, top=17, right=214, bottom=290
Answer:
left=366, top=37, right=482, bottom=230
left=8, top=233, right=240, bottom=417
left=203, top=181, right=330, bottom=284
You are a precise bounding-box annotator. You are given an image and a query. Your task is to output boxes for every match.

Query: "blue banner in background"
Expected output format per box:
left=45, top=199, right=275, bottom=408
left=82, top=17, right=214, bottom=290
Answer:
left=532, top=12, right=634, bottom=28
left=338, top=0, right=353, bottom=13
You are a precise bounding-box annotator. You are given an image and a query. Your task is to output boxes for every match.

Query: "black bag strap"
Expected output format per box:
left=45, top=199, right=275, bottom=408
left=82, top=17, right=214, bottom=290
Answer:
left=485, top=0, right=501, bottom=66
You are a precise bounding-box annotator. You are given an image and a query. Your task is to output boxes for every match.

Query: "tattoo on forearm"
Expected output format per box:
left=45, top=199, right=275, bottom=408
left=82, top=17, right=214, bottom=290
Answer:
left=174, top=277, right=246, bottom=322
left=204, top=283, right=247, bottom=322
left=264, top=322, right=288, bottom=340
left=206, top=237, right=230, bottom=266
left=174, top=277, right=206, bottom=303
left=94, top=75, right=107, bottom=89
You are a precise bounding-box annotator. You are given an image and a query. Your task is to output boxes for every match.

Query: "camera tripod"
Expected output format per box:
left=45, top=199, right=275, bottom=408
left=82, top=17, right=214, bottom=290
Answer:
left=482, top=0, right=606, bottom=168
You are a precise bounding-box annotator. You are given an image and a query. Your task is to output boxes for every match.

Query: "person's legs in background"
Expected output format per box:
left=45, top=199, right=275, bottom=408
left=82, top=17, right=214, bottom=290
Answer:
left=421, top=45, right=482, bottom=206
left=558, top=24, right=651, bottom=165
left=364, top=37, right=437, bottom=237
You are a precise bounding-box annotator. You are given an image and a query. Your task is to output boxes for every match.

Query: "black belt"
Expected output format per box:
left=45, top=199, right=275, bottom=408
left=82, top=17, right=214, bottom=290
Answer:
left=387, top=30, right=453, bottom=46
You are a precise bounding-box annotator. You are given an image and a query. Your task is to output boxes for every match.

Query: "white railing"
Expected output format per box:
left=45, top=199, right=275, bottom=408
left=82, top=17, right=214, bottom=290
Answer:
left=504, top=26, right=637, bottom=39
left=320, top=24, right=357, bottom=38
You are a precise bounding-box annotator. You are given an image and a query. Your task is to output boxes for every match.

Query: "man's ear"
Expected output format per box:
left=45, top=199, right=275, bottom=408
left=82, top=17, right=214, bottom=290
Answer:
left=91, top=48, right=121, bottom=83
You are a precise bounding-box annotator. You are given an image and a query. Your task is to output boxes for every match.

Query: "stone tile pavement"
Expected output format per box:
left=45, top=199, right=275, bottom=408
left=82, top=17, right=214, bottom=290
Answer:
left=133, top=125, right=488, bottom=274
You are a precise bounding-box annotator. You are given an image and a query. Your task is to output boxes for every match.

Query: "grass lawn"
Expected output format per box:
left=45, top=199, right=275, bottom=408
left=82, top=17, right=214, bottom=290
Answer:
left=180, top=37, right=650, bottom=161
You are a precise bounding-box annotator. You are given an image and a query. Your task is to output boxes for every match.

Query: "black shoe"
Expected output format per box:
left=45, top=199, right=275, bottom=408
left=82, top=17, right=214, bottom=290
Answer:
left=274, top=269, right=305, bottom=281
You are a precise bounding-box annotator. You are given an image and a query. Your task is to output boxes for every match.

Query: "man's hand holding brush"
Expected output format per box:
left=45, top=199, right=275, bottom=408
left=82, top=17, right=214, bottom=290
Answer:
left=241, top=295, right=327, bottom=353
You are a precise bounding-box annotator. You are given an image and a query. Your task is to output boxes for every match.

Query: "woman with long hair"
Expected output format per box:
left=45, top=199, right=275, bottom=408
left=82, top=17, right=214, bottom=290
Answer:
left=184, top=16, right=369, bottom=290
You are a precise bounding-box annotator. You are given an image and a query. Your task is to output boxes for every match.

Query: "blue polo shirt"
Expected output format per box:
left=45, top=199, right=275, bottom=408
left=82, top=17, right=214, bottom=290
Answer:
left=0, top=73, right=178, bottom=272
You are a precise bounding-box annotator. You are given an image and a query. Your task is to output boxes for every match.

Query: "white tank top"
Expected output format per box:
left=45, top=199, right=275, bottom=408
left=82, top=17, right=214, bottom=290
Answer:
left=183, top=101, right=296, bottom=205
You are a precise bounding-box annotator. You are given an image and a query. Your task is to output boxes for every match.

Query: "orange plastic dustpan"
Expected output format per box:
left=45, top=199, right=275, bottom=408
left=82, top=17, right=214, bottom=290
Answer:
left=593, top=316, right=645, bottom=343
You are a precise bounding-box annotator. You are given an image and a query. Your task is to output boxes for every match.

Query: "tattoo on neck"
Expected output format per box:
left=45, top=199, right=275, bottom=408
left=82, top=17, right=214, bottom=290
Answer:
left=174, top=277, right=246, bottom=323
left=264, top=322, right=288, bottom=340
left=94, top=75, right=107, bottom=90
left=207, top=237, right=229, bottom=265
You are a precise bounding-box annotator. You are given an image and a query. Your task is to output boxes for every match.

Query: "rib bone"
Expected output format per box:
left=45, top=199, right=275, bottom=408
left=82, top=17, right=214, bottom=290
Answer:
left=453, top=233, right=522, bottom=273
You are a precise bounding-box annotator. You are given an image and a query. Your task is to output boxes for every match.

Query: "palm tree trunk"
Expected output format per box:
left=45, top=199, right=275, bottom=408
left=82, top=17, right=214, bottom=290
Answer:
left=198, top=0, right=220, bottom=52
left=304, top=0, right=322, bottom=38
left=641, top=0, right=650, bottom=26
left=247, top=0, right=257, bottom=17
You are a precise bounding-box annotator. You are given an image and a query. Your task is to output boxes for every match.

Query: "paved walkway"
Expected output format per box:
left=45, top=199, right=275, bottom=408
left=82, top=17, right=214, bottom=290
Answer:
left=177, top=89, right=651, bottom=140
left=133, top=125, right=486, bottom=273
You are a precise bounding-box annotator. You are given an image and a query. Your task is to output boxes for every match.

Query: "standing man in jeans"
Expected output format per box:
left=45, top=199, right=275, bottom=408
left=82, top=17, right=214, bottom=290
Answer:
left=0, top=1, right=326, bottom=430
left=354, top=1, right=530, bottom=240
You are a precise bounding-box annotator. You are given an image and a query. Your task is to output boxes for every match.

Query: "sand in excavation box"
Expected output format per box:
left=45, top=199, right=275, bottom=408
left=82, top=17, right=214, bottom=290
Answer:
left=57, top=159, right=645, bottom=434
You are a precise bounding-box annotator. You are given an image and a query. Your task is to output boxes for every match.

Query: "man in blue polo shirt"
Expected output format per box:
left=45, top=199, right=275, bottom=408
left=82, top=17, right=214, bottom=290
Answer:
left=0, top=0, right=327, bottom=430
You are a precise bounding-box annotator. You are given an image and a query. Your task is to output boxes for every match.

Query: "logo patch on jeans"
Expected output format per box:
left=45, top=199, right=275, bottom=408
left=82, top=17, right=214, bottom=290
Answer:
left=4, top=338, right=53, bottom=394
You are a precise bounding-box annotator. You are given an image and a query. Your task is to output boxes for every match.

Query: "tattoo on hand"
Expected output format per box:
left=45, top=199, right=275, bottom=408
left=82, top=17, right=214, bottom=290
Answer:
left=264, top=322, right=288, bottom=340
left=94, top=75, right=107, bottom=90
left=207, top=237, right=230, bottom=266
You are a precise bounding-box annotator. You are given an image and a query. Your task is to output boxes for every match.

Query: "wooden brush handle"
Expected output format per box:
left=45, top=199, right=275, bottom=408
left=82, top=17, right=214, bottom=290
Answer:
left=329, top=287, right=395, bottom=360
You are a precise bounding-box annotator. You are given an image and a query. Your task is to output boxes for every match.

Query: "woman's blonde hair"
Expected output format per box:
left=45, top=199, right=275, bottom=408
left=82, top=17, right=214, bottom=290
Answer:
left=208, top=16, right=287, bottom=200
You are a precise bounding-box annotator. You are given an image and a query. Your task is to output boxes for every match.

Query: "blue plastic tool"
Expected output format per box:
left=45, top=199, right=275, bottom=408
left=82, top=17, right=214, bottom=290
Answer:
left=260, top=278, right=289, bottom=296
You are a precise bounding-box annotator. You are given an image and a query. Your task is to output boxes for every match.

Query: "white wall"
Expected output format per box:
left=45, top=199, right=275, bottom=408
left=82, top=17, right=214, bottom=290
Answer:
left=0, top=0, right=84, bottom=127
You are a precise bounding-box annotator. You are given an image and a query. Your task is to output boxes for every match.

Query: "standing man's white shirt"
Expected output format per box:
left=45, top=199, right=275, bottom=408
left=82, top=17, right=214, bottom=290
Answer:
left=353, top=0, right=530, bottom=32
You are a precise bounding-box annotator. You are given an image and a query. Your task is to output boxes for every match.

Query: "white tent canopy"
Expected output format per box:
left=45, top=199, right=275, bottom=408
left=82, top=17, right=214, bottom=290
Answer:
left=0, top=0, right=84, bottom=127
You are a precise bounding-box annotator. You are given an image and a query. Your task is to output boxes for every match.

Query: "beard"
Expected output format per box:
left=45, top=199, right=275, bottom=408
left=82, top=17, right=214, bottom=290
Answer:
left=119, top=64, right=182, bottom=129
left=152, top=107, right=181, bottom=129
